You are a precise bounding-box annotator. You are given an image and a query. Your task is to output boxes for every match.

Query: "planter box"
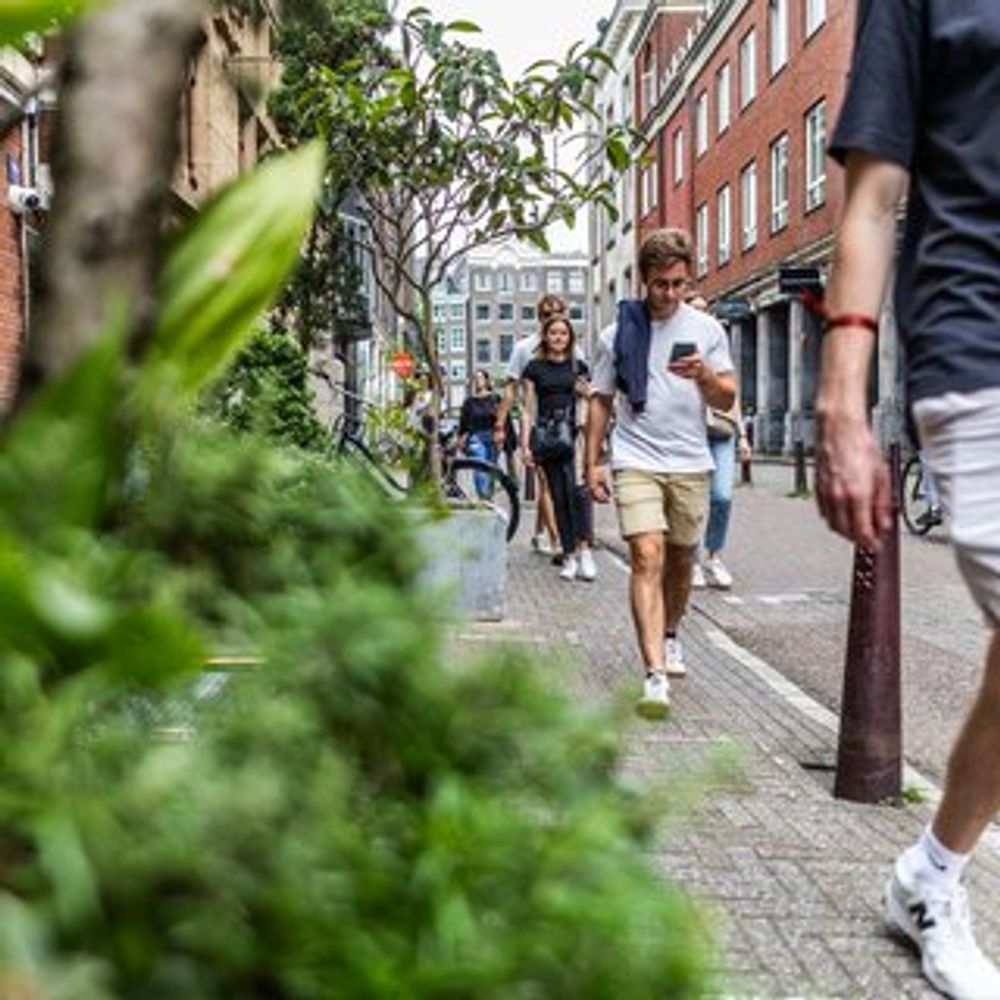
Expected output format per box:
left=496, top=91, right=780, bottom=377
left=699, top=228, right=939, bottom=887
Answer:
left=417, top=505, right=507, bottom=621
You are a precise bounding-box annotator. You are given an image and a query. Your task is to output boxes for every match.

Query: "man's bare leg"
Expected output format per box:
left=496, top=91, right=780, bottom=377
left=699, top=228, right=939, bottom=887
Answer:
left=628, top=532, right=666, bottom=669
left=663, top=542, right=695, bottom=632
left=933, top=630, right=1000, bottom=852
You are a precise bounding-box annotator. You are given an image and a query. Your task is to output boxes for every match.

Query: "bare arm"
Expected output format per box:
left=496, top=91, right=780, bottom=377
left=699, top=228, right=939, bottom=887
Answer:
left=520, top=378, right=537, bottom=467
left=493, top=378, right=517, bottom=448
left=585, top=392, right=613, bottom=502
left=815, top=152, right=908, bottom=549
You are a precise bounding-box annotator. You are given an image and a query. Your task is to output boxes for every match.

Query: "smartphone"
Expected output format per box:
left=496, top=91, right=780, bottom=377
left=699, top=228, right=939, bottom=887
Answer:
left=669, top=341, right=697, bottom=363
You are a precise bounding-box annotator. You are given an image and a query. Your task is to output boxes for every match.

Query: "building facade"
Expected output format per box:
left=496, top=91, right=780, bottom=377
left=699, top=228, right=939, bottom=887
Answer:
left=432, top=275, right=470, bottom=415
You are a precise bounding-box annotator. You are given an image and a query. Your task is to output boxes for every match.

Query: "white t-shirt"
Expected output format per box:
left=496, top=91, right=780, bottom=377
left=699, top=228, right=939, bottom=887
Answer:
left=591, top=302, right=733, bottom=473
left=506, top=333, right=586, bottom=381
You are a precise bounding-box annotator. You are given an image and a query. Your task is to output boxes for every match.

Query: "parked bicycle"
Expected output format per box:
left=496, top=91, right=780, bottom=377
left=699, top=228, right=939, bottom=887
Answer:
left=331, top=391, right=520, bottom=542
left=900, top=449, right=944, bottom=536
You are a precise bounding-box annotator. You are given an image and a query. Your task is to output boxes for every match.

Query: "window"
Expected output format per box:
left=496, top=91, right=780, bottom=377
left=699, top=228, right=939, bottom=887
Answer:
left=476, top=339, right=491, bottom=364
left=641, top=159, right=659, bottom=215
left=436, top=328, right=447, bottom=353
left=716, top=62, right=731, bottom=135
left=641, top=46, right=656, bottom=116
left=769, top=0, right=788, bottom=77
left=450, top=360, right=466, bottom=381
left=672, top=128, right=684, bottom=184
left=620, top=166, right=633, bottom=226
left=695, top=202, right=709, bottom=277
left=498, top=302, right=514, bottom=322
left=717, top=185, right=732, bottom=265
left=433, top=303, right=446, bottom=321
left=546, top=271, right=564, bottom=293
left=568, top=270, right=585, bottom=294
left=474, top=271, right=492, bottom=292
left=474, top=302, right=490, bottom=321
left=520, top=270, right=539, bottom=292
left=498, top=271, right=513, bottom=293
left=521, top=304, right=535, bottom=321
left=449, top=302, right=464, bottom=320
left=770, top=133, right=789, bottom=232
left=499, top=334, right=514, bottom=362
left=695, top=91, right=708, bottom=157
left=740, top=160, right=758, bottom=249
left=569, top=303, right=585, bottom=321
left=739, top=29, right=756, bottom=109
left=805, top=0, right=826, bottom=38
left=450, top=327, right=465, bottom=351
left=805, top=99, right=827, bottom=210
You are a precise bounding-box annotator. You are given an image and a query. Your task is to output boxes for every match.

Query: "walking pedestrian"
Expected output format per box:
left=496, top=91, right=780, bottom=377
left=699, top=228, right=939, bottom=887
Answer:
left=818, top=4, right=1000, bottom=995
left=521, top=315, right=596, bottom=582
left=457, top=369, right=500, bottom=499
left=686, top=293, right=752, bottom=591
left=586, top=228, right=735, bottom=717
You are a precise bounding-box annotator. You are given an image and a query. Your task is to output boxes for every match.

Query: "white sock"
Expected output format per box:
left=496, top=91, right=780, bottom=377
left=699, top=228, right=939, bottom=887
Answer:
left=900, top=827, right=970, bottom=891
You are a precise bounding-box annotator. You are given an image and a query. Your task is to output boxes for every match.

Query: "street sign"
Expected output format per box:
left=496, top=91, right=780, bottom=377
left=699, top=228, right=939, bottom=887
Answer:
left=778, top=265, right=824, bottom=295
left=389, top=350, right=415, bottom=379
left=714, top=296, right=753, bottom=321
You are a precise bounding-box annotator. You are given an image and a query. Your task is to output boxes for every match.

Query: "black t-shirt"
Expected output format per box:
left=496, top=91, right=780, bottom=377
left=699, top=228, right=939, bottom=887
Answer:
left=829, top=0, right=1000, bottom=402
left=458, top=393, right=499, bottom=436
left=522, top=357, right=589, bottom=424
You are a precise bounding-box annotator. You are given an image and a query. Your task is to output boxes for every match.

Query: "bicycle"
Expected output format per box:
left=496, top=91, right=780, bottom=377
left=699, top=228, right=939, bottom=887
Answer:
left=331, top=392, right=520, bottom=542
left=900, top=450, right=944, bottom=536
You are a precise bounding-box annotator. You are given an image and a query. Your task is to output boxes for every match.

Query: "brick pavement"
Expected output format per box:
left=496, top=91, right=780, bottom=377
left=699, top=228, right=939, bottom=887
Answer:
left=456, top=522, right=1000, bottom=999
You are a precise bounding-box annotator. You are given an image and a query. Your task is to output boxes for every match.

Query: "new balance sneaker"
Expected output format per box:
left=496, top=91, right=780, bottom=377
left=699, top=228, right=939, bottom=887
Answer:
left=703, top=556, right=733, bottom=590
left=578, top=548, right=597, bottom=582
left=636, top=671, right=671, bottom=720
left=559, top=555, right=579, bottom=581
left=691, top=562, right=707, bottom=589
left=664, top=636, right=687, bottom=677
left=885, top=867, right=1000, bottom=999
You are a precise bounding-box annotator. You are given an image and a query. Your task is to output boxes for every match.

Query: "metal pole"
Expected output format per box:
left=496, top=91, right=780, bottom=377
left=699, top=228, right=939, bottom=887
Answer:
left=794, top=438, right=808, bottom=494
left=834, top=443, right=902, bottom=803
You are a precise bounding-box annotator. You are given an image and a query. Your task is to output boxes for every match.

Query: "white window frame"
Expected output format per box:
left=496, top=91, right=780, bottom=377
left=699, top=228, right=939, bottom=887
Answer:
left=519, top=270, right=539, bottom=292
left=695, top=90, right=709, bottom=157
left=498, top=302, right=514, bottom=323
left=546, top=271, right=564, bottom=293
left=436, top=328, right=447, bottom=353
left=449, top=301, right=464, bottom=320
left=641, top=158, right=659, bottom=215
left=740, top=160, right=758, bottom=250
left=568, top=270, right=585, bottom=294
left=717, top=185, right=732, bottom=266
left=450, top=327, right=465, bottom=351
left=474, top=302, right=490, bottom=321
left=768, top=0, right=788, bottom=77
left=672, top=127, right=684, bottom=184
left=739, top=29, right=756, bottom=109
left=474, top=272, right=492, bottom=292
left=695, top=202, right=709, bottom=277
left=770, top=133, right=789, bottom=232
left=716, top=62, right=731, bottom=135
left=805, top=0, right=826, bottom=38
left=805, top=99, right=827, bottom=210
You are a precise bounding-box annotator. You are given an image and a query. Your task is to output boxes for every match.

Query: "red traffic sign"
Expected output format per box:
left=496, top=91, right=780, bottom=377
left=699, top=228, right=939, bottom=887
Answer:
left=389, top=350, right=416, bottom=379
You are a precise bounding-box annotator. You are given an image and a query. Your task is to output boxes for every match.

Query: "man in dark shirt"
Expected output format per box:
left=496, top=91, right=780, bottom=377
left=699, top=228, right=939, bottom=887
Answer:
left=817, top=3, right=1000, bottom=996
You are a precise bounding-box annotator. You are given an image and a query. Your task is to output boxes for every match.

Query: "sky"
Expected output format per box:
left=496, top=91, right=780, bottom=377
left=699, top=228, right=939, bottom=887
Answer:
left=415, top=0, right=617, bottom=252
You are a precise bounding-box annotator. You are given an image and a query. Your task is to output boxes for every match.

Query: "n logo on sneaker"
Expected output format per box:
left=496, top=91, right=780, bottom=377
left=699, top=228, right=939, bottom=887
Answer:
left=909, top=902, right=937, bottom=931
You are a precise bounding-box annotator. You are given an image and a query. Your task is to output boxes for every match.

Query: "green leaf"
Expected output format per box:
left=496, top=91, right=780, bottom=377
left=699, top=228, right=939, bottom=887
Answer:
left=144, top=142, right=324, bottom=400
left=606, top=136, right=630, bottom=172
left=0, top=0, right=97, bottom=46
left=445, top=19, right=481, bottom=33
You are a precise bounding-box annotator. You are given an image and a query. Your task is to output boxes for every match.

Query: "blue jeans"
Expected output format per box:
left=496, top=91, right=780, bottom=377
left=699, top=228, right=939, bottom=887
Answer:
left=466, top=431, right=497, bottom=498
left=704, top=434, right=736, bottom=554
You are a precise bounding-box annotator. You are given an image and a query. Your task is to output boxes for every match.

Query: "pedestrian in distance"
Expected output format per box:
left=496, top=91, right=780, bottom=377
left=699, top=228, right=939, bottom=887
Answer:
left=817, top=3, right=1000, bottom=996
left=457, top=369, right=500, bottom=499
left=586, top=228, right=735, bottom=718
left=686, top=292, right=752, bottom=592
left=521, top=314, right=597, bottom=582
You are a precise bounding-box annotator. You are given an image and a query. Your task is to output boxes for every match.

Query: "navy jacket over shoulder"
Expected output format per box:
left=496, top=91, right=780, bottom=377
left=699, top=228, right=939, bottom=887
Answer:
left=613, top=299, right=652, bottom=413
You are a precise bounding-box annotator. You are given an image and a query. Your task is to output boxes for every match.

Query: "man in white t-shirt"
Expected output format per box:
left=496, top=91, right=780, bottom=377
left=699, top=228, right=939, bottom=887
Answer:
left=586, top=228, right=735, bottom=718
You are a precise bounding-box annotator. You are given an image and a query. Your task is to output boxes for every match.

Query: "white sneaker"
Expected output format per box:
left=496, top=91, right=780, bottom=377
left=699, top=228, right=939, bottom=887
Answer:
left=703, top=556, right=733, bottom=590
left=532, top=534, right=553, bottom=556
left=636, top=671, right=671, bottom=719
left=578, top=549, right=597, bottom=581
left=559, top=555, right=578, bottom=581
left=664, top=636, right=687, bottom=677
left=885, top=866, right=1000, bottom=1000
left=691, top=562, right=706, bottom=589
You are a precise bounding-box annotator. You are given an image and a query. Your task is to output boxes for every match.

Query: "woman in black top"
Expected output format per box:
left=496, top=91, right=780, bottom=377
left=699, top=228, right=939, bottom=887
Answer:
left=458, top=369, right=500, bottom=498
left=521, top=315, right=597, bottom=582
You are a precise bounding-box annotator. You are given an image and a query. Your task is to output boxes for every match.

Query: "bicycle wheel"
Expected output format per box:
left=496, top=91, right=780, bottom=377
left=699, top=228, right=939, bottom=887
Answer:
left=900, top=454, right=933, bottom=536
left=445, top=458, right=521, bottom=542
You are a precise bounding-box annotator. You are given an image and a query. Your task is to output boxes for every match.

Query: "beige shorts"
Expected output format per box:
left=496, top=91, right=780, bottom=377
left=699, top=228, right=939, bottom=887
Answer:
left=913, top=386, right=1000, bottom=628
left=613, top=468, right=709, bottom=545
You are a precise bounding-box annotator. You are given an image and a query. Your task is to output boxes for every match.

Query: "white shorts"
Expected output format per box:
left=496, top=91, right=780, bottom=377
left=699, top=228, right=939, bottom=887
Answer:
left=913, top=385, right=1000, bottom=628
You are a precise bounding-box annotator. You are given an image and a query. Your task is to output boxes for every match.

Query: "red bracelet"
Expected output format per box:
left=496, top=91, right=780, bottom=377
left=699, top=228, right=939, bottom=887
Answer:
left=822, top=313, right=879, bottom=335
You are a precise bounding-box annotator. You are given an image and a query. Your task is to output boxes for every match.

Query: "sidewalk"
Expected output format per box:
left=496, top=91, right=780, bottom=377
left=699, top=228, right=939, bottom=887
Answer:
left=456, top=518, right=1000, bottom=998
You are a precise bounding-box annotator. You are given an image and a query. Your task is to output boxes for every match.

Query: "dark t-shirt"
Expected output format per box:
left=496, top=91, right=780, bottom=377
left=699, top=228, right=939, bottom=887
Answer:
left=458, top=393, right=499, bottom=436
left=523, top=357, right=589, bottom=424
left=829, top=0, right=1000, bottom=402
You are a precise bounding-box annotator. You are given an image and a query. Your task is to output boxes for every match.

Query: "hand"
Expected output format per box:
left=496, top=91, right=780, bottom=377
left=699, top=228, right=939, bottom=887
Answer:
left=815, top=409, right=892, bottom=550
left=667, top=352, right=705, bottom=382
left=575, top=376, right=591, bottom=399
left=587, top=463, right=611, bottom=503
left=492, top=424, right=505, bottom=449
left=738, top=438, right=752, bottom=464
left=522, top=446, right=535, bottom=469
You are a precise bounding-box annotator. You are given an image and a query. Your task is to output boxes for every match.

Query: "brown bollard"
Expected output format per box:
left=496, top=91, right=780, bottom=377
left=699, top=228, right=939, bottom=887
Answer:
left=834, top=444, right=902, bottom=803
left=740, top=454, right=753, bottom=485
left=794, top=439, right=808, bottom=494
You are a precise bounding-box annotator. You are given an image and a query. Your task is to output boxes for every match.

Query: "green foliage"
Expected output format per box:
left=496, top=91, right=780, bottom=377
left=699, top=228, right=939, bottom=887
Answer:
left=0, top=0, right=98, bottom=46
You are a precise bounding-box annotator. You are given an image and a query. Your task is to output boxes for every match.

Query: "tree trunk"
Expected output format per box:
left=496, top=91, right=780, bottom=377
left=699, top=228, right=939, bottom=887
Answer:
left=15, top=0, right=209, bottom=411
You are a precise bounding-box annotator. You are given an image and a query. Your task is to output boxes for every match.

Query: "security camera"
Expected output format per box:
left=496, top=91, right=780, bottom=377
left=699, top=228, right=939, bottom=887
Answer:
left=8, top=185, right=44, bottom=214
